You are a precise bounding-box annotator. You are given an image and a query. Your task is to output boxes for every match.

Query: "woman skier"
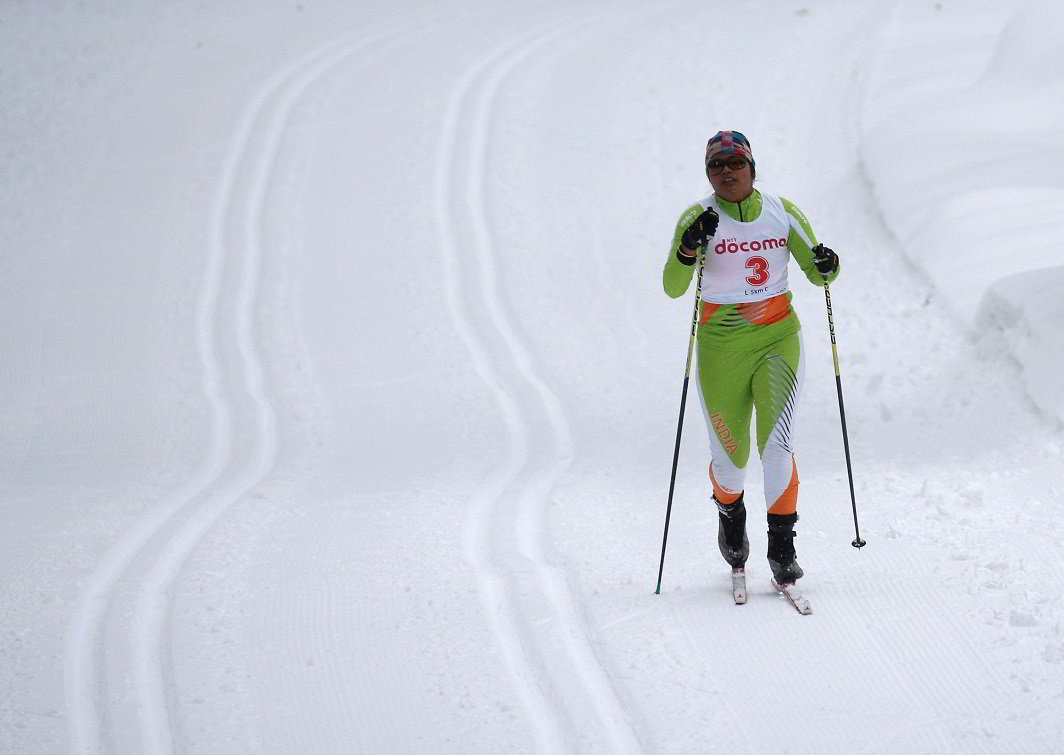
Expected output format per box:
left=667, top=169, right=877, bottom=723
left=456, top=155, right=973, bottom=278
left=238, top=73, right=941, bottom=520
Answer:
left=663, top=130, right=840, bottom=586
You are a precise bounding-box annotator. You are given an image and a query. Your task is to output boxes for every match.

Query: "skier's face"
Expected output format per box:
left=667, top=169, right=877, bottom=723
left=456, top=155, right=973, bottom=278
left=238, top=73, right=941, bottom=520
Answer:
left=708, top=155, right=754, bottom=203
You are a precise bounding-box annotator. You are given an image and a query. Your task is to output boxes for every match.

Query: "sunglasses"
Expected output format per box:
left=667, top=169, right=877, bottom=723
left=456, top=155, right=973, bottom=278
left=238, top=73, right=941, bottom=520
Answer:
left=707, top=156, right=749, bottom=175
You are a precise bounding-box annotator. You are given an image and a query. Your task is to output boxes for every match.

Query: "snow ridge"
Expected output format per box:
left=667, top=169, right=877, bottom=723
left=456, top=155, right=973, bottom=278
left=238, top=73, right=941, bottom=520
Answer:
left=435, top=13, right=642, bottom=754
left=62, top=25, right=404, bottom=753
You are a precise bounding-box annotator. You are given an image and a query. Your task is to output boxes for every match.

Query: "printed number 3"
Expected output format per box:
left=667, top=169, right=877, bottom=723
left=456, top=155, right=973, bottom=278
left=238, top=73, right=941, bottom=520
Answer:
left=745, top=256, right=769, bottom=285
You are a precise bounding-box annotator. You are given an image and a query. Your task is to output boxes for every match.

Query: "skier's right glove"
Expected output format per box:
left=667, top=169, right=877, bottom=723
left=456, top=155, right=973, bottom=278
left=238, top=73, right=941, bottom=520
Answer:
left=680, top=207, right=719, bottom=252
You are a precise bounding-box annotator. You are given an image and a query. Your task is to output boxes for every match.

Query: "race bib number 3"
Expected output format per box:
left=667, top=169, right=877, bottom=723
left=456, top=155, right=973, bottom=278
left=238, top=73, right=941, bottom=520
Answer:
left=745, top=256, right=769, bottom=286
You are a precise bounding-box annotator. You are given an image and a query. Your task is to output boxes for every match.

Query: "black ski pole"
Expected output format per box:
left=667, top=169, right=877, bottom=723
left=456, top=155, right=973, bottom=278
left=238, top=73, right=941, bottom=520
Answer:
left=823, top=281, right=866, bottom=548
left=655, top=252, right=705, bottom=594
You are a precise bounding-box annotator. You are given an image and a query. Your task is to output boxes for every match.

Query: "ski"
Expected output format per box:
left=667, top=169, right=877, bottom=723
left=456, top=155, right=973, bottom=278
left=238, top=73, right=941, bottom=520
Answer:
left=731, top=567, right=747, bottom=604
left=772, top=579, right=812, bottom=615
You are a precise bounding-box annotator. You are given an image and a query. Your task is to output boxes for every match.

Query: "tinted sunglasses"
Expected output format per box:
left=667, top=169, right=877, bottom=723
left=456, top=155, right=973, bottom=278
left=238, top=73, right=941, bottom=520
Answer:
left=707, top=156, right=749, bottom=175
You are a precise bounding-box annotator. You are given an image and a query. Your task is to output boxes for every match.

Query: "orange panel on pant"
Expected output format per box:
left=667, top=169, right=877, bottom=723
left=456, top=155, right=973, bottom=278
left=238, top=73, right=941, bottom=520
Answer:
left=709, top=463, right=741, bottom=504
left=736, top=294, right=790, bottom=325
left=768, top=456, right=799, bottom=515
left=699, top=301, right=721, bottom=326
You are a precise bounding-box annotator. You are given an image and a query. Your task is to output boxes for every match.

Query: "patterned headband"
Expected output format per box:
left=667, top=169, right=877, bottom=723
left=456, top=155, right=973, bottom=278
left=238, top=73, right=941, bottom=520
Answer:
left=706, top=130, right=754, bottom=166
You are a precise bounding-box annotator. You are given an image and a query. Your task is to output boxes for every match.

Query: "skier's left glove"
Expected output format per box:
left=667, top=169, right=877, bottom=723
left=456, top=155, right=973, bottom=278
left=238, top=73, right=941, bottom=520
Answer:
left=811, top=244, right=839, bottom=275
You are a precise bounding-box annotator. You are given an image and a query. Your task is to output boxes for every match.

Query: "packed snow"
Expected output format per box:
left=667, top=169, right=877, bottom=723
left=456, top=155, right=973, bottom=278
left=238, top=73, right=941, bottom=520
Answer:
left=2, top=1, right=1062, bottom=753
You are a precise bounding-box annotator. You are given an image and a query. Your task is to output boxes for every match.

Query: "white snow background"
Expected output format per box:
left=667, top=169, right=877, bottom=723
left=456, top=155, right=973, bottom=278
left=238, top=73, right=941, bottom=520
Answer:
left=2, top=1, right=1063, bottom=753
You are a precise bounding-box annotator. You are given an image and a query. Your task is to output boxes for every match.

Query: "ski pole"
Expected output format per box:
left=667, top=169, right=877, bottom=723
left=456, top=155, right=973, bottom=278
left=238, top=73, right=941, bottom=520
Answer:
left=823, top=281, right=866, bottom=548
left=655, top=252, right=705, bottom=594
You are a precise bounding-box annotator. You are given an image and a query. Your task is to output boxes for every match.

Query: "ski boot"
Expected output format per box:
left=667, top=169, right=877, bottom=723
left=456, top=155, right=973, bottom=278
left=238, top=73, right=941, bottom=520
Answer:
left=767, top=512, right=804, bottom=584
left=715, top=493, right=749, bottom=568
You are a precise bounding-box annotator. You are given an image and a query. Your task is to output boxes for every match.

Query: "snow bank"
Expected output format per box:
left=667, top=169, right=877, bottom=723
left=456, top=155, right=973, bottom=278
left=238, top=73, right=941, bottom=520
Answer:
left=861, top=1, right=1064, bottom=424
left=978, top=266, right=1064, bottom=421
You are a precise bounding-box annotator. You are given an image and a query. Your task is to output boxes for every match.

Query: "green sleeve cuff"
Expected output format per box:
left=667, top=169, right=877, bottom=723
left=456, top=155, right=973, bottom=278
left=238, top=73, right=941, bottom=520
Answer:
left=663, top=248, right=696, bottom=297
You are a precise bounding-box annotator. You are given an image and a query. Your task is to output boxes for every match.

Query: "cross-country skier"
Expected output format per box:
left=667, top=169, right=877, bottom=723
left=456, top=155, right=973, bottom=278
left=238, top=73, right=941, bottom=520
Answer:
left=663, top=130, right=840, bottom=585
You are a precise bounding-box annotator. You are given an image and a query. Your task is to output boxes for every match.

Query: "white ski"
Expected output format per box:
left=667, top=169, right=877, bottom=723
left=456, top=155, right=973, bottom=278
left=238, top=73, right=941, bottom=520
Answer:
left=772, top=579, right=812, bottom=615
left=731, top=567, right=747, bottom=604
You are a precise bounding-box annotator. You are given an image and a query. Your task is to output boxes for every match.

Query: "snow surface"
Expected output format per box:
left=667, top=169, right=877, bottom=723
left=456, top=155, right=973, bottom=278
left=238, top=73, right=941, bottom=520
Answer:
left=2, top=1, right=1063, bottom=753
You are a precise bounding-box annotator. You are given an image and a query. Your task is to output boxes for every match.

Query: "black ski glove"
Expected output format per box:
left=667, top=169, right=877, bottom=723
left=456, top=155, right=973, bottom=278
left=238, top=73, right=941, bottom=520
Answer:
left=811, top=243, right=839, bottom=275
left=680, top=207, right=719, bottom=251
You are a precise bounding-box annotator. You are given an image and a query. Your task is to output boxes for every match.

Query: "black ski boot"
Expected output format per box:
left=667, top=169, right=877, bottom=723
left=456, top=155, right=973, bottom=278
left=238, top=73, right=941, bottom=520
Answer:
left=767, top=513, right=804, bottom=584
left=715, top=493, right=749, bottom=568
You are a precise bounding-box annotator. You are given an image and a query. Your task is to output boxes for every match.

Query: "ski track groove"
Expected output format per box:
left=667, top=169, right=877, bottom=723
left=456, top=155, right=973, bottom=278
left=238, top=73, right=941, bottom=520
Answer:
left=437, top=13, right=642, bottom=755
left=62, top=20, right=420, bottom=754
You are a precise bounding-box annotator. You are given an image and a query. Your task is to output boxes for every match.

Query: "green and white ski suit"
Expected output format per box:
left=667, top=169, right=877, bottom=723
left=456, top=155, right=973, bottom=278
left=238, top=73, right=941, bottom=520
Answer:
left=663, top=189, right=840, bottom=514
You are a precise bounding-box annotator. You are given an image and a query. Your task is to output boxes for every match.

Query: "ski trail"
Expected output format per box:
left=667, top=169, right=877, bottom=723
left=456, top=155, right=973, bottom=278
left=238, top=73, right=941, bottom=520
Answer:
left=438, top=14, right=641, bottom=754
left=63, top=21, right=420, bottom=754
left=437, top=34, right=565, bottom=755
left=466, top=29, right=644, bottom=755
left=127, top=32, right=337, bottom=752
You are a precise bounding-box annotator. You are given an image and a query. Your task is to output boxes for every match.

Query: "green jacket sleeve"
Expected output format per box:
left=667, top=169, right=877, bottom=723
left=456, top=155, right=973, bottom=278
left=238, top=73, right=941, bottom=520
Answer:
left=663, top=202, right=705, bottom=298
left=782, top=197, right=840, bottom=286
